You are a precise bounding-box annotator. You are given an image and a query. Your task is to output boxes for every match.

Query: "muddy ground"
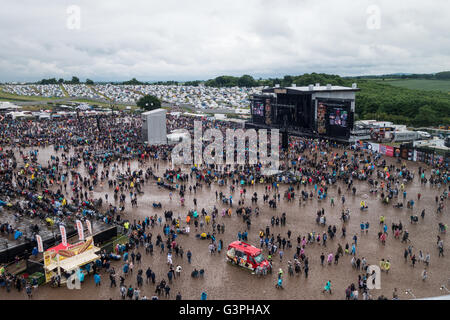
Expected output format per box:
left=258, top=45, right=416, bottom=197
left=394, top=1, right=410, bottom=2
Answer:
left=2, top=146, right=449, bottom=300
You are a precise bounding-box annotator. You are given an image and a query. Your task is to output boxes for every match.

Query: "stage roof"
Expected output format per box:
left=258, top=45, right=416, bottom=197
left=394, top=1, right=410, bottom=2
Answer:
left=263, top=85, right=360, bottom=94
left=142, top=108, right=167, bottom=116
left=45, top=248, right=100, bottom=272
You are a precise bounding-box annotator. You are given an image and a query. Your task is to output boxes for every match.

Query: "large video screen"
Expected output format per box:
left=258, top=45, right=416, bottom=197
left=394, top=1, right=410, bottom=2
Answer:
left=251, top=98, right=267, bottom=124
left=317, top=102, right=327, bottom=134
left=252, top=101, right=265, bottom=116
left=317, top=100, right=352, bottom=138
left=265, top=98, right=272, bottom=125
left=329, top=107, right=348, bottom=128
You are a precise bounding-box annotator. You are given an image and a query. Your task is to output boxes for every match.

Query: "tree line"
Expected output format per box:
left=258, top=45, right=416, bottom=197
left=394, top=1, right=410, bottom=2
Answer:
left=354, top=80, right=449, bottom=127
left=37, top=76, right=94, bottom=85
left=347, top=71, right=450, bottom=80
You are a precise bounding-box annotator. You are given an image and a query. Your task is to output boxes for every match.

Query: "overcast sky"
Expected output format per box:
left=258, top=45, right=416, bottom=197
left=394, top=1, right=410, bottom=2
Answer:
left=0, top=0, right=449, bottom=82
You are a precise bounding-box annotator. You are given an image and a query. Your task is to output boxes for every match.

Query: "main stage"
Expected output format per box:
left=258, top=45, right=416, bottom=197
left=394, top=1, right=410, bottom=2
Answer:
left=248, top=83, right=360, bottom=143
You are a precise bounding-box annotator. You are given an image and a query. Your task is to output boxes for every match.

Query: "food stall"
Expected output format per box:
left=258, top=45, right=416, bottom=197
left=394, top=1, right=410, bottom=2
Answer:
left=43, top=236, right=100, bottom=285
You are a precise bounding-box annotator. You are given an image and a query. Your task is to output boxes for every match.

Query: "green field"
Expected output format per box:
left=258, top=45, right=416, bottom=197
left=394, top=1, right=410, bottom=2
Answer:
left=381, top=79, right=450, bottom=92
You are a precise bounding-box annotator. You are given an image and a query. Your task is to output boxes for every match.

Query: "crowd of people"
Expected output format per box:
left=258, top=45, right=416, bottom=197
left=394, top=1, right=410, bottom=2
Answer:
left=0, top=112, right=448, bottom=300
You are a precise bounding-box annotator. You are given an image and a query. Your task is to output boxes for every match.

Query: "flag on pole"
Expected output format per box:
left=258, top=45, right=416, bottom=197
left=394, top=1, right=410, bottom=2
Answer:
left=36, top=234, right=44, bottom=252
left=76, top=220, right=84, bottom=241
left=59, top=225, right=67, bottom=246
left=86, top=220, right=92, bottom=235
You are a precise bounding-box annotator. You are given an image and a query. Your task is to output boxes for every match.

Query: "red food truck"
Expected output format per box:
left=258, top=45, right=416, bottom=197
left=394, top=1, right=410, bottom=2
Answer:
left=226, top=241, right=271, bottom=273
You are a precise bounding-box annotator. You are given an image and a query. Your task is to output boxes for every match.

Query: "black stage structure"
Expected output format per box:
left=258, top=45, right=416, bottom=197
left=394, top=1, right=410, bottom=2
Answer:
left=247, top=84, right=360, bottom=144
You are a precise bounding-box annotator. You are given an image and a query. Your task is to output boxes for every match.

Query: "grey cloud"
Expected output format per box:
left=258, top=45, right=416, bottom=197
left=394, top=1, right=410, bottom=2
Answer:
left=0, top=0, right=449, bottom=82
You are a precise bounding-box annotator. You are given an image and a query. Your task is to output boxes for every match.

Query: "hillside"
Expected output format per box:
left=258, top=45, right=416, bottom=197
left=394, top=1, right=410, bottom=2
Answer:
left=378, top=79, right=450, bottom=92
left=353, top=80, right=450, bottom=127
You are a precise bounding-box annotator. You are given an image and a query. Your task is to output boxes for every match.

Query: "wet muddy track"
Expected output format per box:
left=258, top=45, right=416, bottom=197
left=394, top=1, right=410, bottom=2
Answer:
left=2, top=146, right=449, bottom=300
